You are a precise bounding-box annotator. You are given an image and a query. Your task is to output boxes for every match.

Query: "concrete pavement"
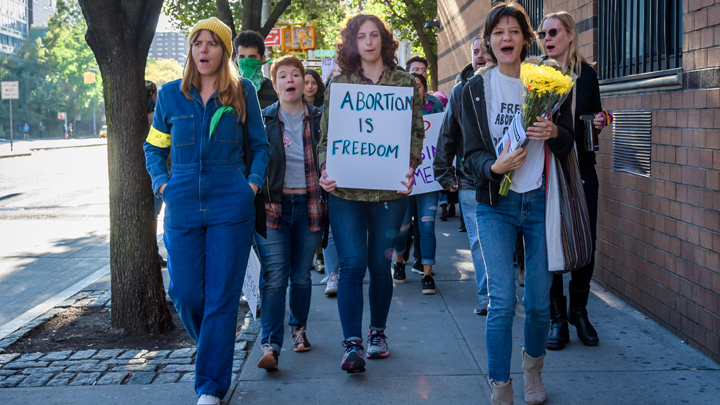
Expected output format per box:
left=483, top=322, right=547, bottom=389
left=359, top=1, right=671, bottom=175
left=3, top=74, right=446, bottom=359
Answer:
left=1, top=217, right=719, bottom=404
left=0, top=138, right=106, bottom=159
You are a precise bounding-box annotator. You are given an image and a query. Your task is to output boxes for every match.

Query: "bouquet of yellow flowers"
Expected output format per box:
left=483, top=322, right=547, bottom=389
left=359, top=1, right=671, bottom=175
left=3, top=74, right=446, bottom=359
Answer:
left=498, top=60, right=575, bottom=196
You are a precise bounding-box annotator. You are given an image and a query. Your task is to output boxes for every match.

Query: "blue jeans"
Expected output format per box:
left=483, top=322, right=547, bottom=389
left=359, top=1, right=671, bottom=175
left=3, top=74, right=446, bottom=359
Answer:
left=439, top=193, right=448, bottom=205
left=476, top=187, right=552, bottom=382
left=393, top=192, right=438, bottom=265
left=164, top=169, right=256, bottom=398
left=329, top=194, right=406, bottom=342
left=255, top=194, right=323, bottom=351
left=323, top=227, right=340, bottom=275
left=459, top=189, right=487, bottom=300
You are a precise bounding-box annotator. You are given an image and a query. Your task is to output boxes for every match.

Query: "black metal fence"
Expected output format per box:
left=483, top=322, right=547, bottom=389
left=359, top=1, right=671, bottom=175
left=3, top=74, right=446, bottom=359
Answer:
left=598, top=0, right=683, bottom=82
left=519, top=0, right=544, bottom=56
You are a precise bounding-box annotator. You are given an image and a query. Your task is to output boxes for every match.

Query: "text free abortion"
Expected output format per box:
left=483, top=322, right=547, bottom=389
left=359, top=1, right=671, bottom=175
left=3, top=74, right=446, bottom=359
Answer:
left=331, top=90, right=413, bottom=159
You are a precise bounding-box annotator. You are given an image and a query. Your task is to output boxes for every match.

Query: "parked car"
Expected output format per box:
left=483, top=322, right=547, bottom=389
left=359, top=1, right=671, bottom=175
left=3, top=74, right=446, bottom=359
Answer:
left=98, top=125, right=107, bottom=138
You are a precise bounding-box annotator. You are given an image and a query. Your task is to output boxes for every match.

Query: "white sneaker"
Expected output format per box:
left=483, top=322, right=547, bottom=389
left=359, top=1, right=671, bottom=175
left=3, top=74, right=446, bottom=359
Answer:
left=321, top=275, right=329, bottom=283
left=197, top=395, right=220, bottom=405
left=325, top=274, right=338, bottom=296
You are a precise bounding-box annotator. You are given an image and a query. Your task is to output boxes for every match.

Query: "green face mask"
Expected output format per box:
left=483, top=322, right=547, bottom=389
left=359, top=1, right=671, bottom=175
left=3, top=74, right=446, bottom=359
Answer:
left=237, top=57, right=272, bottom=91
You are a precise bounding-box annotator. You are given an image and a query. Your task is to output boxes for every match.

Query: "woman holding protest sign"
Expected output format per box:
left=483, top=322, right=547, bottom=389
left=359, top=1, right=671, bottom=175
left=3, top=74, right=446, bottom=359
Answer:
left=537, top=12, right=613, bottom=351
left=392, top=72, right=443, bottom=295
left=144, top=17, right=269, bottom=405
left=255, top=56, right=326, bottom=371
left=461, top=3, right=574, bottom=404
left=317, top=14, right=424, bottom=374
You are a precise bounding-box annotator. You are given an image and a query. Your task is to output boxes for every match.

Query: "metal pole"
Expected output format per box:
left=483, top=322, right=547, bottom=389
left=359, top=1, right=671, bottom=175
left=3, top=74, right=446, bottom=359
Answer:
left=9, top=99, right=12, bottom=152
left=93, top=108, right=96, bottom=136
left=261, top=0, right=271, bottom=78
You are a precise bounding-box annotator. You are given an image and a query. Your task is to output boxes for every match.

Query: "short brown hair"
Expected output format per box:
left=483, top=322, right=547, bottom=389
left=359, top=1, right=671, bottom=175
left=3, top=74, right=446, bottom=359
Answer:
left=336, top=14, right=398, bottom=75
left=482, top=1, right=536, bottom=64
left=270, top=55, right=305, bottom=86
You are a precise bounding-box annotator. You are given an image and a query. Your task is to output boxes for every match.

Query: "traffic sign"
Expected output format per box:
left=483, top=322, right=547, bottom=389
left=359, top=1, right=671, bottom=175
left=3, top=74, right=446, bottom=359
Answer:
left=1, top=81, right=19, bottom=100
left=58, top=112, right=66, bottom=120
left=315, top=50, right=336, bottom=58
left=84, top=72, right=96, bottom=84
left=303, top=59, right=322, bottom=68
left=265, top=28, right=281, bottom=47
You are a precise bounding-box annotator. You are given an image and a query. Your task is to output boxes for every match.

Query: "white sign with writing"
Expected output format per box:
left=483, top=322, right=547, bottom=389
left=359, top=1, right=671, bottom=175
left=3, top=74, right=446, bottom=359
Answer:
left=242, top=249, right=261, bottom=320
left=326, top=83, right=413, bottom=191
left=1, top=81, right=18, bottom=100
left=411, top=112, right=445, bottom=195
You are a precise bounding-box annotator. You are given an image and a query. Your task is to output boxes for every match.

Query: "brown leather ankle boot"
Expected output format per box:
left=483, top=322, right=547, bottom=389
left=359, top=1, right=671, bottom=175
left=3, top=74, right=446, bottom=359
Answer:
left=522, top=348, right=546, bottom=404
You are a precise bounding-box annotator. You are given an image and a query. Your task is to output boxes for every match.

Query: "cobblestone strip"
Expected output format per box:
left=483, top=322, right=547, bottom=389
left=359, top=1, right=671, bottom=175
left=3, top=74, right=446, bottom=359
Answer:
left=0, top=291, right=261, bottom=388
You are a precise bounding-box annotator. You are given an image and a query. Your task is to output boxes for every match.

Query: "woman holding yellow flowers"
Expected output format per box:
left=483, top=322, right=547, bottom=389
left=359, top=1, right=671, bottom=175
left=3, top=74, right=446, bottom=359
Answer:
left=538, top=12, right=613, bottom=351
left=461, top=3, right=574, bottom=404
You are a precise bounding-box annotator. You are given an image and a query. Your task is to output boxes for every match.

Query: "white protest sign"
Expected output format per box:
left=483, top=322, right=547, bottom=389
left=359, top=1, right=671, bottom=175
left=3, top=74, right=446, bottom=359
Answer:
left=242, top=249, right=261, bottom=320
left=495, top=113, right=527, bottom=157
left=411, top=112, right=445, bottom=195
left=326, top=83, right=413, bottom=191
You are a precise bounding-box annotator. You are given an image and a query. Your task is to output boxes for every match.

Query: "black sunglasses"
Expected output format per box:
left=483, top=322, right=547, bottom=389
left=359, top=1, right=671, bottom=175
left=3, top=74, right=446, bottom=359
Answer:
left=537, top=28, right=565, bottom=40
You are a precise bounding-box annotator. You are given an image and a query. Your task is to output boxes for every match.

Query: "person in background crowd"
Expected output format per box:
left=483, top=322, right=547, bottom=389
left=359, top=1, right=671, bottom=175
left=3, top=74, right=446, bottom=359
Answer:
left=538, top=11, right=613, bottom=351
left=144, top=18, right=269, bottom=405
left=62, top=123, right=67, bottom=139
left=317, top=14, right=423, bottom=373
left=434, top=33, right=490, bottom=315
left=145, top=80, right=167, bottom=268
left=255, top=55, right=326, bottom=371
left=392, top=73, right=443, bottom=294
left=38, top=122, right=44, bottom=138
left=462, top=3, right=574, bottom=404
left=303, top=69, right=325, bottom=108
left=433, top=91, right=448, bottom=109
left=23, top=123, right=29, bottom=139
left=234, top=30, right=278, bottom=109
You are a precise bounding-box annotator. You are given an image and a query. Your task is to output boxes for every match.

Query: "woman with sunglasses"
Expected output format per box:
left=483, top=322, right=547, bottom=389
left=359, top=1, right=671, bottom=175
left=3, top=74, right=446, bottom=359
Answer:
left=537, top=12, right=613, bottom=351
left=461, top=3, right=574, bottom=404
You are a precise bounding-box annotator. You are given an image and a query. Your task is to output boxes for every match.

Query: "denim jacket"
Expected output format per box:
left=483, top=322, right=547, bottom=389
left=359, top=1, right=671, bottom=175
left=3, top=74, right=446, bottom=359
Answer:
left=144, top=78, right=269, bottom=195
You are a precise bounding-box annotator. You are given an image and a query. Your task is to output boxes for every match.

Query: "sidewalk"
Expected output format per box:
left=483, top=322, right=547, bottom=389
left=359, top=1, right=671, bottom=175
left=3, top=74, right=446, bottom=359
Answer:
left=0, top=138, right=106, bottom=158
left=1, top=217, right=718, bottom=404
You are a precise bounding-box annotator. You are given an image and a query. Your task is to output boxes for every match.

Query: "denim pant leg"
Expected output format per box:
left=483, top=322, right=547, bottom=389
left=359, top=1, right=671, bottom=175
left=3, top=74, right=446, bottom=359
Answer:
left=195, top=221, right=254, bottom=397
left=476, top=192, right=522, bottom=382
left=439, top=193, right=448, bottom=205
left=330, top=195, right=369, bottom=341
left=393, top=197, right=415, bottom=256
left=520, top=188, right=553, bottom=358
left=367, top=198, right=406, bottom=331
left=256, top=223, right=292, bottom=349
left=459, top=189, right=487, bottom=300
left=415, top=191, right=438, bottom=265
left=322, top=227, right=340, bottom=276
left=287, top=197, right=323, bottom=330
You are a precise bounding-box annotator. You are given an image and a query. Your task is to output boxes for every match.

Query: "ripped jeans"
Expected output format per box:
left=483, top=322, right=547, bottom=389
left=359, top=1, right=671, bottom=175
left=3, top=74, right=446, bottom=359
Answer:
left=393, top=192, right=439, bottom=265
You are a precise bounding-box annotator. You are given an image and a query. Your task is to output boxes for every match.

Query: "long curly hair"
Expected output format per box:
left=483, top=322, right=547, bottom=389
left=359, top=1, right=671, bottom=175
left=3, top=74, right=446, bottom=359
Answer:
left=336, top=14, right=398, bottom=75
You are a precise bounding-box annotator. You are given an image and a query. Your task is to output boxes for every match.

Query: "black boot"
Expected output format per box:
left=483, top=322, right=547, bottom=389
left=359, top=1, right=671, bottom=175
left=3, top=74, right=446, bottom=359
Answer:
left=440, top=204, right=448, bottom=221
left=568, top=286, right=599, bottom=346
left=547, top=296, right=569, bottom=350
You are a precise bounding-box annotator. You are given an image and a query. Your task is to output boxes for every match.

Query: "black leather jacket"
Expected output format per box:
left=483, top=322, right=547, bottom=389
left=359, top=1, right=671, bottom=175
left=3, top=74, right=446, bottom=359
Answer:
left=261, top=101, right=323, bottom=203
left=433, top=63, right=476, bottom=190
left=462, top=67, right=574, bottom=206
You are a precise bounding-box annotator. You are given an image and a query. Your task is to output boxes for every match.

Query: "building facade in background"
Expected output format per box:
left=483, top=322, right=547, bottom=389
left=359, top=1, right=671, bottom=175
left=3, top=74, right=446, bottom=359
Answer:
left=0, top=0, right=29, bottom=55
left=29, top=0, right=56, bottom=40
left=437, top=0, right=720, bottom=363
left=148, top=31, right=188, bottom=65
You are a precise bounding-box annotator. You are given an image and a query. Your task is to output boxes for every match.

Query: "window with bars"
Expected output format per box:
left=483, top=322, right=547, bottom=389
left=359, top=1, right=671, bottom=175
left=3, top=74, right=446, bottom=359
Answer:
left=518, top=0, right=543, bottom=56
left=598, top=0, right=683, bottom=82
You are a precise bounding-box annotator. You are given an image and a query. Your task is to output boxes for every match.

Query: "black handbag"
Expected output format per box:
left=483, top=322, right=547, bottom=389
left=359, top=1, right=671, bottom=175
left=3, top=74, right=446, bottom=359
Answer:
left=241, top=87, right=267, bottom=239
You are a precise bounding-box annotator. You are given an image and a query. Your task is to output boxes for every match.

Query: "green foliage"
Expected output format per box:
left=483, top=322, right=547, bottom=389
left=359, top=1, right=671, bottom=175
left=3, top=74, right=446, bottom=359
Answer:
left=145, top=58, right=184, bottom=87
left=162, top=0, right=222, bottom=34
left=0, top=0, right=104, bottom=137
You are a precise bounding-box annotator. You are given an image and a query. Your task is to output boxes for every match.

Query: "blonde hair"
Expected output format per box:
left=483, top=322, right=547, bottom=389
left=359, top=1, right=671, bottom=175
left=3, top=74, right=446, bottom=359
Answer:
left=182, top=29, right=246, bottom=122
left=537, top=12, right=591, bottom=77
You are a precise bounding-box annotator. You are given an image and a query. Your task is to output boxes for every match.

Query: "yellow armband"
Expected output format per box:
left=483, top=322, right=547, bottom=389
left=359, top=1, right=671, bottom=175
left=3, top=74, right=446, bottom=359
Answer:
left=146, top=126, right=171, bottom=148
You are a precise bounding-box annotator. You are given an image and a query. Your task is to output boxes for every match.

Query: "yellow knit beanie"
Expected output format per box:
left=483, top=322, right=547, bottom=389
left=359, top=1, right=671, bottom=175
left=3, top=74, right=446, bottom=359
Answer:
left=188, top=17, right=233, bottom=58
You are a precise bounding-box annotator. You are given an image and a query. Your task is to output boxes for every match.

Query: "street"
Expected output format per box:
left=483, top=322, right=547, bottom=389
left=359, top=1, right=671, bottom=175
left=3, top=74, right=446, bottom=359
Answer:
left=0, top=140, right=112, bottom=336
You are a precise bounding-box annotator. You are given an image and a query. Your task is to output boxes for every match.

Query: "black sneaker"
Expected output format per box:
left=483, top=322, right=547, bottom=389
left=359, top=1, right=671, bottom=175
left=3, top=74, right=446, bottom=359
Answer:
left=458, top=220, right=467, bottom=233
left=422, top=275, right=436, bottom=295
left=341, top=340, right=366, bottom=373
left=158, top=254, right=167, bottom=267
left=411, top=260, right=423, bottom=274
left=448, top=204, right=456, bottom=217
left=393, top=261, right=407, bottom=283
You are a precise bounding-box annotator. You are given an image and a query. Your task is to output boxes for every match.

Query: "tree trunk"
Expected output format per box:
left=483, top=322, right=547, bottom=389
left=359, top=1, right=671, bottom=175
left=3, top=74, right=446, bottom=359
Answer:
left=242, top=0, right=258, bottom=31
left=77, top=0, right=173, bottom=335
left=216, top=0, right=236, bottom=40
left=259, top=0, right=292, bottom=38
left=402, top=0, right=438, bottom=91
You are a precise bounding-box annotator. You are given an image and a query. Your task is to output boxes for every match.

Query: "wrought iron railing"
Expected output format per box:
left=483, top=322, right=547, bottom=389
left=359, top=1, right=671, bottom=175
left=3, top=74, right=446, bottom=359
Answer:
left=598, top=0, right=683, bottom=82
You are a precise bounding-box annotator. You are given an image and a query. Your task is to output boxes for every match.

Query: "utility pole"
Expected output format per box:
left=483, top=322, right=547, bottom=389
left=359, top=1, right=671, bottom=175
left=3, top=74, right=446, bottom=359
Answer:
left=262, top=0, right=271, bottom=77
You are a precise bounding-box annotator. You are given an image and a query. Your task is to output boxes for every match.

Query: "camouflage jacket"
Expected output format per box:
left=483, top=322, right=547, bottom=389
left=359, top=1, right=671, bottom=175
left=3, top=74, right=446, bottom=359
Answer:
left=317, top=67, right=424, bottom=202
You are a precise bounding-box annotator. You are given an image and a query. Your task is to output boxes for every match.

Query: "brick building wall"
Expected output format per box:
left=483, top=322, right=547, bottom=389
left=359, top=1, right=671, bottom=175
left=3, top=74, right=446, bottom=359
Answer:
left=436, top=0, right=720, bottom=363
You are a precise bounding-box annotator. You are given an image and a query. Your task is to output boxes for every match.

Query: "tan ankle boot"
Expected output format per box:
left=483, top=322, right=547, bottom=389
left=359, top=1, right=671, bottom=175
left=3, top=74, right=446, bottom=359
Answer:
left=522, top=348, right=546, bottom=404
left=490, top=377, right=513, bottom=405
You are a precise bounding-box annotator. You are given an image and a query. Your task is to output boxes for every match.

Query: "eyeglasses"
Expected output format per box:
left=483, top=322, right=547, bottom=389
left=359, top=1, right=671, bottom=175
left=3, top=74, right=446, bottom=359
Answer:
left=537, top=28, right=566, bottom=40
left=410, top=67, right=428, bottom=74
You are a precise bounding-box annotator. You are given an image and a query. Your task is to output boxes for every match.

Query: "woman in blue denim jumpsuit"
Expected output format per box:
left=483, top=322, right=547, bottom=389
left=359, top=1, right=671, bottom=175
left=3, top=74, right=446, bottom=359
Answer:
left=144, top=18, right=269, bottom=405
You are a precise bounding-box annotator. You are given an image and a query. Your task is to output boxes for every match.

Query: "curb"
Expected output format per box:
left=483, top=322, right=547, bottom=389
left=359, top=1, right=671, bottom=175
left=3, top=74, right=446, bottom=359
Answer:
left=0, top=153, right=31, bottom=159
left=0, top=142, right=106, bottom=159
